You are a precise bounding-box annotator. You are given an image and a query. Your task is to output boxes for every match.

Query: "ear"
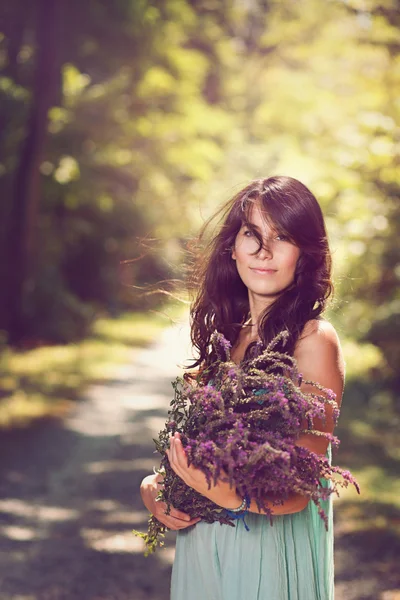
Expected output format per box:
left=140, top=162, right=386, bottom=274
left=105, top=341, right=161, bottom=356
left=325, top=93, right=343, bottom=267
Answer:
left=231, top=247, right=236, bottom=260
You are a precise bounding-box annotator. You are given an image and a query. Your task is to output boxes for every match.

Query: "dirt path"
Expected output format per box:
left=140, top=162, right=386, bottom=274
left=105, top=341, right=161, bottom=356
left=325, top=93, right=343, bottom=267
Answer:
left=0, top=321, right=193, bottom=600
left=0, top=321, right=394, bottom=600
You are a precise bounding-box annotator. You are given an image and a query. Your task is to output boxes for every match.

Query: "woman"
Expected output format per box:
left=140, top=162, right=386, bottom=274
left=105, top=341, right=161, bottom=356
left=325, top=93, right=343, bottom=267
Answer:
left=140, top=176, right=345, bottom=600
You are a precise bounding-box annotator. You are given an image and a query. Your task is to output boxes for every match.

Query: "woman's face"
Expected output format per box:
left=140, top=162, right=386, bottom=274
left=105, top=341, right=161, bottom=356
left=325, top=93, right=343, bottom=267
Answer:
left=232, top=202, right=301, bottom=304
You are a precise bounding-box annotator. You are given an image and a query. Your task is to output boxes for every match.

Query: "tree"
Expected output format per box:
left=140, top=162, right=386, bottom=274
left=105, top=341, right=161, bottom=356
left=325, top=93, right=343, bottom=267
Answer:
left=4, top=0, right=64, bottom=342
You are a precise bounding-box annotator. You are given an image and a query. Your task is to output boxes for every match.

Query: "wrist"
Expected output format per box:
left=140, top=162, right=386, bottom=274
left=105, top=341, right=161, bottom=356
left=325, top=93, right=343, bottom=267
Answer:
left=206, top=486, right=242, bottom=510
left=225, top=494, right=251, bottom=531
left=222, top=493, right=246, bottom=510
left=225, top=495, right=249, bottom=513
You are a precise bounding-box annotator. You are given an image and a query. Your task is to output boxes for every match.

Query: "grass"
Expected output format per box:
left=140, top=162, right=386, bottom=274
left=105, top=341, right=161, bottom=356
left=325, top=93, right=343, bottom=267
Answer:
left=0, top=303, right=187, bottom=429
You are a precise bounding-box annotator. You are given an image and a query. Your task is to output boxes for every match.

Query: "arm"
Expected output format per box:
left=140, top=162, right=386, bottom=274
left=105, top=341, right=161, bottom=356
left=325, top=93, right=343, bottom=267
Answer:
left=167, top=434, right=309, bottom=514
left=249, top=319, right=345, bottom=515
left=167, top=320, right=345, bottom=516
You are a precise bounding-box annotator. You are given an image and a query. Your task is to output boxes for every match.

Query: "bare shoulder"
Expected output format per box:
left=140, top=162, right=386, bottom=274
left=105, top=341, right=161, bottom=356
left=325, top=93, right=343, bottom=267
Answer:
left=294, top=318, right=345, bottom=404
left=297, top=318, right=342, bottom=350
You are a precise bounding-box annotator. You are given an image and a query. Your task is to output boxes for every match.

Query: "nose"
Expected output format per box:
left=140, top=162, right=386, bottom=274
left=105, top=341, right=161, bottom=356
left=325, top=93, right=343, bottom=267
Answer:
left=257, top=239, right=273, bottom=259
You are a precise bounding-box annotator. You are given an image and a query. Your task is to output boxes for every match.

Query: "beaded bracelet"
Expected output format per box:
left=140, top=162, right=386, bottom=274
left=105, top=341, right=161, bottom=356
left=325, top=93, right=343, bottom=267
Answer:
left=227, top=495, right=248, bottom=513
left=225, top=494, right=251, bottom=532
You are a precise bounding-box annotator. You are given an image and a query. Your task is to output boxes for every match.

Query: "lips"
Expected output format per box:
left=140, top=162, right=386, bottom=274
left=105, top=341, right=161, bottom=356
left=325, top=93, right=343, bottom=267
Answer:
left=250, top=268, right=277, bottom=274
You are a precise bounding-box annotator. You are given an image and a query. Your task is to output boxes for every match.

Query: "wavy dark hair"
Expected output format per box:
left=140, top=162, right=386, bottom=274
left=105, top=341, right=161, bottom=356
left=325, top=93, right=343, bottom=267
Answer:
left=187, top=176, right=333, bottom=380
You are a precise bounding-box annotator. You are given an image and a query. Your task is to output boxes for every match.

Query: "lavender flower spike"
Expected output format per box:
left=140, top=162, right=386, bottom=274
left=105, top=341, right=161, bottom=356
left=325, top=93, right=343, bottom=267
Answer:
left=134, top=329, right=360, bottom=555
left=210, top=330, right=232, bottom=362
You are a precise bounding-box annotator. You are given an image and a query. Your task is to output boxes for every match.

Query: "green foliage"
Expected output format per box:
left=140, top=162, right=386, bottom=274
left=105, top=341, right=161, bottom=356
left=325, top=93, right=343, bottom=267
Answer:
left=0, top=0, right=398, bottom=361
left=0, top=5, right=398, bottom=584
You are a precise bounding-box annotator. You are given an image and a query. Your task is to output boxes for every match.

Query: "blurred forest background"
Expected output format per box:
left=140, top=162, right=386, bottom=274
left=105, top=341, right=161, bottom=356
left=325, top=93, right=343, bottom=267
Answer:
left=0, top=0, right=399, bottom=596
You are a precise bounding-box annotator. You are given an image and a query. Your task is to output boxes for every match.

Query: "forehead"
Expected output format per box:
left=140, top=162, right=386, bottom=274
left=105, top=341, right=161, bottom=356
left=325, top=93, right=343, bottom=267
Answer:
left=243, top=201, right=276, bottom=231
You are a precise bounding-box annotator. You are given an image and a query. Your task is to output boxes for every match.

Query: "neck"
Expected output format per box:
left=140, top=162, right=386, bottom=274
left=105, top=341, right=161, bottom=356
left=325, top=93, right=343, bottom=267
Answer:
left=247, top=291, right=276, bottom=330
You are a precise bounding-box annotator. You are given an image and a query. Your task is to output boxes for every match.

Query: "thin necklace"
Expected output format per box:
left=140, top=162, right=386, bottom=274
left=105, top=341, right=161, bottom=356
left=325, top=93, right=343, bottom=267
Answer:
left=243, top=318, right=255, bottom=327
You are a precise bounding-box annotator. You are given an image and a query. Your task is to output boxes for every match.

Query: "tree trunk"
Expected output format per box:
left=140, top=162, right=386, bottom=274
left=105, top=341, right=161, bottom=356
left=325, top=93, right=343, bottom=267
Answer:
left=4, top=0, right=64, bottom=343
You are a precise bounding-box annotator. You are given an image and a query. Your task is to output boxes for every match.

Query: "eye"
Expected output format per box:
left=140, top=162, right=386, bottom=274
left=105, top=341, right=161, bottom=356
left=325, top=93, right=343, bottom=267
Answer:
left=275, top=233, right=288, bottom=241
left=243, top=229, right=254, bottom=237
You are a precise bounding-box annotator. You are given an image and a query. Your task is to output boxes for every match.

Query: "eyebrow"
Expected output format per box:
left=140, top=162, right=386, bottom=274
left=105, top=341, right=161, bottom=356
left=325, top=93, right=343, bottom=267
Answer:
left=242, top=221, right=278, bottom=234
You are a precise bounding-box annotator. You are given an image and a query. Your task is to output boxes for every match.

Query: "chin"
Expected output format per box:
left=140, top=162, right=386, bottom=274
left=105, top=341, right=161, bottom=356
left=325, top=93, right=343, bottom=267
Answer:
left=250, top=286, right=284, bottom=297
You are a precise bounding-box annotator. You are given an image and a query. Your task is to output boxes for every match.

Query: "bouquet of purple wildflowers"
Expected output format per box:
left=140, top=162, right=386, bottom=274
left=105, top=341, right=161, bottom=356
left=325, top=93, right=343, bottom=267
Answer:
left=135, top=330, right=359, bottom=555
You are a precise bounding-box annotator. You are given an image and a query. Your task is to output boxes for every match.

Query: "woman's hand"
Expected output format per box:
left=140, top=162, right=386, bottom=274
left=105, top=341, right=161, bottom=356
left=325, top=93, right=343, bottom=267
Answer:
left=140, top=472, right=201, bottom=531
left=166, top=432, right=242, bottom=509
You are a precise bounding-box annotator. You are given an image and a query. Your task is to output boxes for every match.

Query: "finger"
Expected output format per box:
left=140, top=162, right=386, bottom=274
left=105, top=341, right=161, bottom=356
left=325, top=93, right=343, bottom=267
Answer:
left=166, top=438, right=192, bottom=486
left=160, top=516, right=201, bottom=530
left=166, top=515, right=200, bottom=528
left=173, top=517, right=201, bottom=529
left=169, top=508, right=193, bottom=521
left=166, top=446, right=177, bottom=473
left=173, top=437, right=189, bottom=470
left=166, top=453, right=180, bottom=478
left=167, top=436, right=174, bottom=460
left=154, top=506, right=190, bottom=527
left=166, top=435, right=171, bottom=452
left=165, top=449, right=171, bottom=470
left=170, top=437, right=180, bottom=470
left=157, top=500, right=193, bottom=523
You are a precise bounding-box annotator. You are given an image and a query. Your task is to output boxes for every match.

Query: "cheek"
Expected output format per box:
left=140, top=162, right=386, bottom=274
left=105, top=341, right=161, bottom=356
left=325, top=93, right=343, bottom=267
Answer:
left=232, top=243, right=249, bottom=277
left=233, top=236, right=259, bottom=260
left=232, top=238, right=244, bottom=261
left=286, top=249, right=301, bottom=272
left=276, top=246, right=300, bottom=273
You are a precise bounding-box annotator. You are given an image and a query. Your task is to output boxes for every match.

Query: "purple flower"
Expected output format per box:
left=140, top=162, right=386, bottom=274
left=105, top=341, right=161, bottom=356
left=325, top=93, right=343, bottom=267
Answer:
left=135, top=329, right=360, bottom=555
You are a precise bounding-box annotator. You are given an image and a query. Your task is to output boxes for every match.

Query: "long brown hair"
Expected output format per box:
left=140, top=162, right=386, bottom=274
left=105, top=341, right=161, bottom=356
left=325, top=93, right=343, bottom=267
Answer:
left=188, top=176, right=333, bottom=379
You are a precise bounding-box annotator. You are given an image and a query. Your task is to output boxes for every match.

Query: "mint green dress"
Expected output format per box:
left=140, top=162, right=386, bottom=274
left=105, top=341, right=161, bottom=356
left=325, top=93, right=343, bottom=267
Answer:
left=170, top=445, right=334, bottom=600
